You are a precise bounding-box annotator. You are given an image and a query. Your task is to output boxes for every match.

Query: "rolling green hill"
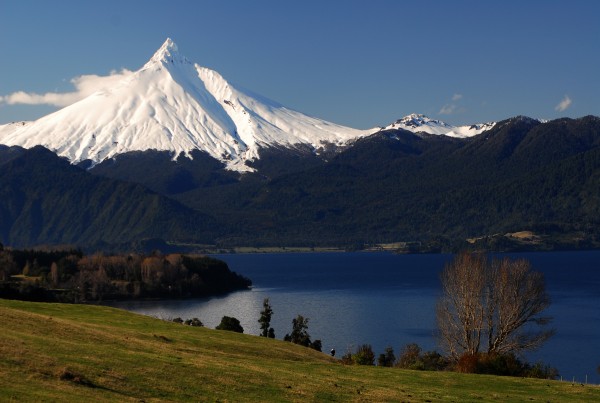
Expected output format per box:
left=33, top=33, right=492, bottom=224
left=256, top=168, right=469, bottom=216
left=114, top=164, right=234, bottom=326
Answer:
left=1, top=299, right=598, bottom=402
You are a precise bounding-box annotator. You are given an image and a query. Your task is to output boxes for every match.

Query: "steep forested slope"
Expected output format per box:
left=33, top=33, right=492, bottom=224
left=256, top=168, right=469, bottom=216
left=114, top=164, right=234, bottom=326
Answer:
left=174, top=116, right=600, bottom=248
left=0, top=146, right=218, bottom=248
left=2, top=116, right=600, bottom=251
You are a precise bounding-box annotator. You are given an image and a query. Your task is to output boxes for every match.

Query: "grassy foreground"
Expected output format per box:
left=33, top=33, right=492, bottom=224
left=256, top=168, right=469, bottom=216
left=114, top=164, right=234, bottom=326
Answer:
left=1, top=300, right=598, bottom=402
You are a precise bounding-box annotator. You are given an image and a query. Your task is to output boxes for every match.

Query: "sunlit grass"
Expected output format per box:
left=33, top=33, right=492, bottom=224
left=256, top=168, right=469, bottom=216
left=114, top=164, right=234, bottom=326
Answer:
left=1, top=299, right=598, bottom=402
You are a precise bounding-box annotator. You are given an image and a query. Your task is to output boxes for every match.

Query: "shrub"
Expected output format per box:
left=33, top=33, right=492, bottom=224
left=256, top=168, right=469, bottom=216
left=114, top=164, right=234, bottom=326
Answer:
left=353, top=344, right=375, bottom=366
left=340, top=348, right=354, bottom=365
left=184, top=318, right=203, bottom=327
left=420, top=350, right=449, bottom=371
left=396, top=343, right=449, bottom=371
left=524, top=362, right=559, bottom=380
left=397, top=343, right=422, bottom=369
left=377, top=346, right=395, bottom=367
left=453, top=352, right=558, bottom=379
left=476, top=353, right=523, bottom=376
left=311, top=339, right=322, bottom=352
left=215, top=316, right=243, bottom=333
left=456, top=353, right=479, bottom=373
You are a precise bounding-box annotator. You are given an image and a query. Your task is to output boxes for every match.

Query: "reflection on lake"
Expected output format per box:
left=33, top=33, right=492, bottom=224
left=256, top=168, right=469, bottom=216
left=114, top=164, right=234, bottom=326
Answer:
left=110, top=251, right=600, bottom=384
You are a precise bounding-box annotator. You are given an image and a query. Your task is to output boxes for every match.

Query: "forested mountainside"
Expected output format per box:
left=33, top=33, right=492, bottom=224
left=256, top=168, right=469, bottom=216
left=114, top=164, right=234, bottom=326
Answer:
left=1, top=116, right=599, bottom=252
left=0, top=146, right=218, bottom=249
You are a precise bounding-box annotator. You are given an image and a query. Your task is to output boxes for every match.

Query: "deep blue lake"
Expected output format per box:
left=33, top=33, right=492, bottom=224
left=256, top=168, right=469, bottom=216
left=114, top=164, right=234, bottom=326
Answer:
left=111, top=251, right=600, bottom=384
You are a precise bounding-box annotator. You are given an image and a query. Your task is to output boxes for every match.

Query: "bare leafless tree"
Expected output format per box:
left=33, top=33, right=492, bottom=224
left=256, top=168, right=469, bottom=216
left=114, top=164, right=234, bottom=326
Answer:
left=437, top=252, right=553, bottom=360
left=437, top=252, right=487, bottom=359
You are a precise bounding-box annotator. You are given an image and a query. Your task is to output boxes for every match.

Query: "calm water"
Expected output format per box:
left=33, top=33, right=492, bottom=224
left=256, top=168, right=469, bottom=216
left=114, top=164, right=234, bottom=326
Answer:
left=111, top=251, right=600, bottom=383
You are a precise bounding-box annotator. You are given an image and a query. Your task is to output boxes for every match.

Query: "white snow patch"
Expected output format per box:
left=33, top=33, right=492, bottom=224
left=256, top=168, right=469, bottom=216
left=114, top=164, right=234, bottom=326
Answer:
left=382, top=113, right=496, bottom=138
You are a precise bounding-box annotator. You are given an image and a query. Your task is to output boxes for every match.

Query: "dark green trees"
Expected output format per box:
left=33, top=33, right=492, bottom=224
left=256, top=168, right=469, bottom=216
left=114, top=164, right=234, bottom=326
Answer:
left=184, top=318, right=204, bottom=327
left=258, top=298, right=275, bottom=338
left=284, top=314, right=310, bottom=346
left=216, top=316, right=244, bottom=333
left=377, top=346, right=396, bottom=367
left=0, top=250, right=251, bottom=303
left=283, top=314, right=321, bottom=351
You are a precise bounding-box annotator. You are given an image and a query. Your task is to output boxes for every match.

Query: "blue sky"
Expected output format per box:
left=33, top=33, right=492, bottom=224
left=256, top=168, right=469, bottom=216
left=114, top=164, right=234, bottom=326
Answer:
left=0, top=0, right=598, bottom=128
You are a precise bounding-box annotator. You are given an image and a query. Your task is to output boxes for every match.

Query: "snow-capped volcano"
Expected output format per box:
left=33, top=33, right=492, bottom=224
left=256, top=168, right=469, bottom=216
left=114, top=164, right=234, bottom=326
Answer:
left=383, top=113, right=496, bottom=138
left=0, top=38, right=372, bottom=171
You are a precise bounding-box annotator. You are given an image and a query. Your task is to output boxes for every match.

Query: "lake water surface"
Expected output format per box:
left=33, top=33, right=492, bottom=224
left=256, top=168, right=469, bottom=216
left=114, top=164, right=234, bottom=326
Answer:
left=111, top=251, right=600, bottom=384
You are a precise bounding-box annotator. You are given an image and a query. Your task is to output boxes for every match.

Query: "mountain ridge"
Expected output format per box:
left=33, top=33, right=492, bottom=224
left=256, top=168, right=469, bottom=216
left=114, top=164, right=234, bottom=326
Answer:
left=0, top=39, right=598, bottom=251
left=165, top=115, right=600, bottom=249
left=380, top=113, right=497, bottom=137
left=0, top=38, right=495, bottom=172
left=0, top=116, right=599, bottom=251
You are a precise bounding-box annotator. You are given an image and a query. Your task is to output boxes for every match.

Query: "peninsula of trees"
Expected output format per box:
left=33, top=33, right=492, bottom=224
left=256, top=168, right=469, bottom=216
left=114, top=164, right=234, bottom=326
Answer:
left=0, top=244, right=251, bottom=302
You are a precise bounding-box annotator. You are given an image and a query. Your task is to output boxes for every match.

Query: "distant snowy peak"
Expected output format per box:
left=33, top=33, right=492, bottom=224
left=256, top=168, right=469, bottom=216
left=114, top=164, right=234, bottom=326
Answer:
left=385, top=114, right=453, bottom=135
left=382, top=113, right=496, bottom=138
left=0, top=38, right=371, bottom=172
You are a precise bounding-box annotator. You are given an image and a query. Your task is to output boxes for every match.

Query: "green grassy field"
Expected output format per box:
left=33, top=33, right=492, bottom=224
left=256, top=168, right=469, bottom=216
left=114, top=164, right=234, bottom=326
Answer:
left=1, top=299, right=598, bottom=402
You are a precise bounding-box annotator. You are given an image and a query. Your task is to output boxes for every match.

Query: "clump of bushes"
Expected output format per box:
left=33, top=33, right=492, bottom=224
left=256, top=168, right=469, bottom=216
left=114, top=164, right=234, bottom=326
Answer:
left=340, top=344, right=378, bottom=366
left=455, top=352, right=559, bottom=379
left=216, top=316, right=244, bottom=333
left=377, top=346, right=396, bottom=367
left=352, top=344, right=376, bottom=365
left=396, top=343, right=448, bottom=371
left=172, top=317, right=204, bottom=327
left=283, top=315, right=322, bottom=352
left=338, top=342, right=556, bottom=379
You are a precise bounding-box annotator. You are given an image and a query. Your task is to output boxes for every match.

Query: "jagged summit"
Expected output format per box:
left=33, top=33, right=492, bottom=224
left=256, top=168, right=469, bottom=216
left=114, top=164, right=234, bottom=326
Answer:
left=0, top=38, right=372, bottom=172
left=387, top=114, right=453, bottom=135
left=145, top=38, right=190, bottom=68
left=382, top=113, right=496, bottom=138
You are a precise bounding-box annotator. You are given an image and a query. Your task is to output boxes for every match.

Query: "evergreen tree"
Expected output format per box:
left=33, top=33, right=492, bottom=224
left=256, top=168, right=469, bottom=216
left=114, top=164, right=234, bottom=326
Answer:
left=258, top=297, right=274, bottom=338
left=284, top=314, right=311, bottom=347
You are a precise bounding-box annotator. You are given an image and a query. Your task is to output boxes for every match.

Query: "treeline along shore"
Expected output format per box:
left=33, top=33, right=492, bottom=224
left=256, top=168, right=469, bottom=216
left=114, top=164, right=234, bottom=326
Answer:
left=0, top=243, right=251, bottom=303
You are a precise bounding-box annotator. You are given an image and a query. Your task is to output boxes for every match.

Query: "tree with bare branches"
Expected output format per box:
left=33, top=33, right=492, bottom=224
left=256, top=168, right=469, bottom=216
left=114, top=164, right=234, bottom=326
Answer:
left=437, top=252, right=553, bottom=361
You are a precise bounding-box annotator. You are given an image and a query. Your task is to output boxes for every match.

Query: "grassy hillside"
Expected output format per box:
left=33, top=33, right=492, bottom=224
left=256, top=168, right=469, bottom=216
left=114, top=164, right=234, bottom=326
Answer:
left=1, top=299, right=598, bottom=402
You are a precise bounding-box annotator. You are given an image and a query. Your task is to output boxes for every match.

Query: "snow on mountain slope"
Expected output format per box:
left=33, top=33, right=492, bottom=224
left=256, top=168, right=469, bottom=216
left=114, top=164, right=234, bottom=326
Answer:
left=383, top=113, right=495, bottom=138
left=0, top=39, right=372, bottom=172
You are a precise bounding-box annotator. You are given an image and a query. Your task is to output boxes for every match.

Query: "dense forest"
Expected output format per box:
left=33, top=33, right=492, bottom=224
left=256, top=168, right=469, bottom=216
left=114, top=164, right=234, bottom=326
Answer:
left=1, top=116, right=600, bottom=252
left=170, top=116, right=600, bottom=250
left=0, top=146, right=219, bottom=249
left=0, top=243, right=251, bottom=302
